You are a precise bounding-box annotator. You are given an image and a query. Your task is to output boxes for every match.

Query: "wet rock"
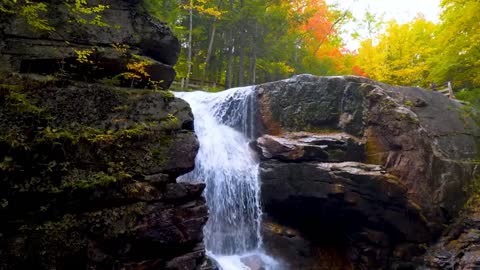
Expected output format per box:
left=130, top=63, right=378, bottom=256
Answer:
left=254, top=75, right=480, bottom=269
left=255, top=74, right=480, bottom=225
left=0, top=75, right=207, bottom=269
left=421, top=208, right=480, bottom=269
left=260, top=160, right=430, bottom=269
left=261, top=161, right=430, bottom=241
left=240, top=254, right=265, bottom=270
left=255, top=132, right=364, bottom=162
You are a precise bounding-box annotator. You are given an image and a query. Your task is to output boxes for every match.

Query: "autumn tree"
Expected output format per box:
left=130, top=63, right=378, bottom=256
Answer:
left=356, top=17, right=436, bottom=87
left=429, top=0, right=480, bottom=90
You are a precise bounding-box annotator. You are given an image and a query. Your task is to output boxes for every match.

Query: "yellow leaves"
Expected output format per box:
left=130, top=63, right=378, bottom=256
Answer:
left=1, top=0, right=110, bottom=31
left=195, top=5, right=222, bottom=17
left=126, top=61, right=149, bottom=80
left=74, top=49, right=94, bottom=64
left=65, top=0, right=110, bottom=27
left=182, top=0, right=223, bottom=18
left=112, top=43, right=130, bottom=55
left=356, top=17, right=437, bottom=87
left=19, top=1, right=54, bottom=31
left=123, top=54, right=153, bottom=83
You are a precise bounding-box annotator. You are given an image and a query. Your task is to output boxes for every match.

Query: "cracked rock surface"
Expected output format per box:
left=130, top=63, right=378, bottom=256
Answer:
left=253, top=75, right=480, bottom=269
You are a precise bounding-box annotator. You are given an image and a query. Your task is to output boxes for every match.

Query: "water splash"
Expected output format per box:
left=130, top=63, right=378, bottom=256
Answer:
left=175, top=87, right=278, bottom=270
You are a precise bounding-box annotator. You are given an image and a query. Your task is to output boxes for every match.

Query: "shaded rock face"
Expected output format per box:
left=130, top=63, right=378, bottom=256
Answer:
left=0, top=74, right=208, bottom=270
left=421, top=207, right=480, bottom=270
left=0, top=0, right=180, bottom=88
left=253, top=75, right=480, bottom=269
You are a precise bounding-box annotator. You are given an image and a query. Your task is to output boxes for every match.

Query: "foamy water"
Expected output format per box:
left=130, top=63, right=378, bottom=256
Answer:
left=175, top=88, right=279, bottom=270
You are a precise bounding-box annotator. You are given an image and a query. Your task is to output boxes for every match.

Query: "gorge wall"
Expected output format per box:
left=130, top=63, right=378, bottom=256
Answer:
left=251, top=75, right=480, bottom=269
left=0, top=74, right=209, bottom=270
left=0, top=1, right=210, bottom=269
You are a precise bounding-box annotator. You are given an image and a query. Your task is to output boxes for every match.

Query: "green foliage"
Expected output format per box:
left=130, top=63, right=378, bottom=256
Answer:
left=0, top=0, right=54, bottom=31
left=160, top=90, right=175, bottom=99
left=144, top=0, right=354, bottom=89
left=160, top=113, right=180, bottom=130
left=65, top=0, right=110, bottom=27
left=0, top=0, right=109, bottom=32
left=5, top=89, right=44, bottom=114
left=429, top=0, right=480, bottom=88
left=143, top=0, right=183, bottom=32
left=456, top=88, right=480, bottom=108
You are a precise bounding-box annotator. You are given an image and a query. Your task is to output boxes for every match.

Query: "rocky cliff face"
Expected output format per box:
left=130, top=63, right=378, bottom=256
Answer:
left=0, top=1, right=210, bottom=269
left=0, top=0, right=179, bottom=88
left=252, top=75, right=480, bottom=269
left=0, top=74, right=208, bottom=270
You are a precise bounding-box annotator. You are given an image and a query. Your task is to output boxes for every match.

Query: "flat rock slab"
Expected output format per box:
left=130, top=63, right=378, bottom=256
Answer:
left=255, top=132, right=364, bottom=162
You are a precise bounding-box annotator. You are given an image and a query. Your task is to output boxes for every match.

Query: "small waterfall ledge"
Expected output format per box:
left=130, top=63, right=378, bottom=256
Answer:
left=175, top=88, right=278, bottom=270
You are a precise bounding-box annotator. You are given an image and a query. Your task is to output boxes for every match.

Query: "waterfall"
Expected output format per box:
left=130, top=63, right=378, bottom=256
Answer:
left=175, top=87, right=278, bottom=270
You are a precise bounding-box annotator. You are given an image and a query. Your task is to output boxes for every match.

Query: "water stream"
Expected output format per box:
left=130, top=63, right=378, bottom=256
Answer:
left=175, top=87, right=278, bottom=270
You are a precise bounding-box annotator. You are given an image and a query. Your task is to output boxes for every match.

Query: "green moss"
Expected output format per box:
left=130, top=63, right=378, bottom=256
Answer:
left=85, top=202, right=146, bottom=238
left=159, top=113, right=180, bottom=130
left=35, top=123, right=154, bottom=145
left=3, top=86, right=43, bottom=114
left=62, top=171, right=120, bottom=190
left=404, top=99, right=414, bottom=107
left=464, top=176, right=480, bottom=210
left=146, top=135, right=173, bottom=168
left=160, top=90, right=175, bottom=99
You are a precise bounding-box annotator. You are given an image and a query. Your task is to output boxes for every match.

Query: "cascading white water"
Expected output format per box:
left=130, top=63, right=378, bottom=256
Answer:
left=175, top=87, right=278, bottom=270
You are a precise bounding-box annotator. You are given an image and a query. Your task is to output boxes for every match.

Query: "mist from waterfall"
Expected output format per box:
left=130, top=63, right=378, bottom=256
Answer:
left=175, top=87, right=278, bottom=270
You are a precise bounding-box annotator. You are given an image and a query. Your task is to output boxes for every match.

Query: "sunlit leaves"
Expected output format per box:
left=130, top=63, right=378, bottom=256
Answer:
left=0, top=0, right=109, bottom=31
left=430, top=0, right=480, bottom=87
left=65, top=0, right=110, bottom=27
left=357, top=18, right=437, bottom=87
left=0, top=0, right=54, bottom=31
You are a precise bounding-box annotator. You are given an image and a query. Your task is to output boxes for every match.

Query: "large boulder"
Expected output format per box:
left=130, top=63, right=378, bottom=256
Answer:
left=0, top=74, right=208, bottom=269
left=0, top=0, right=180, bottom=88
left=252, top=74, right=480, bottom=269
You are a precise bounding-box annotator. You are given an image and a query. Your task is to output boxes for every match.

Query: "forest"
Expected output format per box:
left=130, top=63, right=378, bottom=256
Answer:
left=145, top=0, right=480, bottom=105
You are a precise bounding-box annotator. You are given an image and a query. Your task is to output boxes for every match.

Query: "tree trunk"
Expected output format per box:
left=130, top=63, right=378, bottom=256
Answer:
left=201, top=0, right=223, bottom=87
left=250, top=22, right=257, bottom=85
left=226, top=35, right=233, bottom=89
left=225, top=0, right=234, bottom=89
left=202, top=22, right=216, bottom=85
left=238, top=38, right=245, bottom=86
left=185, top=0, right=193, bottom=90
left=238, top=0, right=244, bottom=86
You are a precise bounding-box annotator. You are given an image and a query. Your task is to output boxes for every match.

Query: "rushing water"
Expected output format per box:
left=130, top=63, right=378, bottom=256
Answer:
left=175, top=87, right=278, bottom=270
